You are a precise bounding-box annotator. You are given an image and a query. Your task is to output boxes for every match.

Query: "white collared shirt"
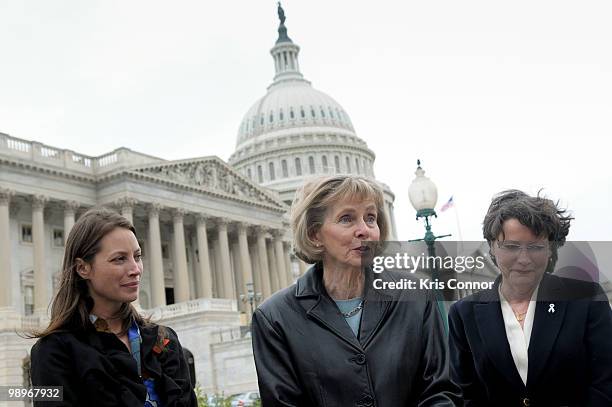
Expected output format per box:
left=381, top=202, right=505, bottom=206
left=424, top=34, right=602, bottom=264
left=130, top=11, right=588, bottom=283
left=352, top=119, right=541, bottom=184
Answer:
left=499, top=283, right=539, bottom=386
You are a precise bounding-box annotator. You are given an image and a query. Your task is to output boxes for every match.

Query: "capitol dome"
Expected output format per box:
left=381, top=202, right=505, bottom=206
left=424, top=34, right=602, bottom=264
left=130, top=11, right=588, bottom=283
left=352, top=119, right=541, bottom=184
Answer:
left=228, top=4, right=396, bottom=239
left=236, top=81, right=356, bottom=147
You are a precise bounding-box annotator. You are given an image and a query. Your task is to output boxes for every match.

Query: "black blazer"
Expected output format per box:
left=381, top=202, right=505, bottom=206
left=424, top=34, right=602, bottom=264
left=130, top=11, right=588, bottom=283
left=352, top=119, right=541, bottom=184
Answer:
left=251, top=263, right=461, bottom=406
left=448, top=274, right=612, bottom=407
left=30, top=321, right=197, bottom=407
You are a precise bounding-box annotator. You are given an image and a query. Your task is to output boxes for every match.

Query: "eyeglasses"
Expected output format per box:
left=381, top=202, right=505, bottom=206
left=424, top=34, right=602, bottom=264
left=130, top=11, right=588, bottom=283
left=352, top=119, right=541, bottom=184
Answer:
left=496, top=241, right=549, bottom=257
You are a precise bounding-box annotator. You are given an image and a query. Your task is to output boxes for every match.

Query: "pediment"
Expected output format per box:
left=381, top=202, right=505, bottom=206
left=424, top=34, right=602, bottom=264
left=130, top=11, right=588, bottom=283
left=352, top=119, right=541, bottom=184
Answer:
left=130, top=157, right=286, bottom=210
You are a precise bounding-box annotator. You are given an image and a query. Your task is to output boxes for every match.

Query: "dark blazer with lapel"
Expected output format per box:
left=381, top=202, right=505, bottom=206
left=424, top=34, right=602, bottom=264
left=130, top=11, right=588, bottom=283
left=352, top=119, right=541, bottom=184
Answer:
left=251, top=263, right=461, bottom=407
left=448, top=274, right=612, bottom=407
left=31, top=321, right=197, bottom=407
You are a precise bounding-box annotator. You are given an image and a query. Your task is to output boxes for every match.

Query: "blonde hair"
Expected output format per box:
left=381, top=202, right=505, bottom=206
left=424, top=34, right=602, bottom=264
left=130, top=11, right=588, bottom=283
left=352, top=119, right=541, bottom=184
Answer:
left=290, top=175, right=389, bottom=263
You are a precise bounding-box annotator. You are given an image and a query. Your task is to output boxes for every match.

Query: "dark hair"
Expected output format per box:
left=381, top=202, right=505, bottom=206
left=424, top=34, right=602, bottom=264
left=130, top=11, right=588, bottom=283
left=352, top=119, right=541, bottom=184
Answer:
left=483, top=189, right=573, bottom=273
left=30, top=207, right=147, bottom=338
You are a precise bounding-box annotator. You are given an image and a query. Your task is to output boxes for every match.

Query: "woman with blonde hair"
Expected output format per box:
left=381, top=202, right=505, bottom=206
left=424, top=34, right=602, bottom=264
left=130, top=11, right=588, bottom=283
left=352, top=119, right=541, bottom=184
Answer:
left=30, top=207, right=197, bottom=407
left=251, top=175, right=460, bottom=406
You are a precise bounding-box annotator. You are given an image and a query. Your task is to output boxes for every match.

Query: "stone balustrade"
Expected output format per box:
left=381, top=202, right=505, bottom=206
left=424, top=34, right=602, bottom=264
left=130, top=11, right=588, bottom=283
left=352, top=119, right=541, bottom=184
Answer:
left=0, top=132, right=162, bottom=174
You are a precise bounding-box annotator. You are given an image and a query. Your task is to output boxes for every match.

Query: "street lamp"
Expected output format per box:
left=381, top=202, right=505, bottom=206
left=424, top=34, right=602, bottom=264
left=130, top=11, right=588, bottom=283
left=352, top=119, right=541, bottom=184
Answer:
left=240, top=282, right=262, bottom=325
left=408, top=159, right=451, bottom=332
left=408, top=159, right=451, bottom=252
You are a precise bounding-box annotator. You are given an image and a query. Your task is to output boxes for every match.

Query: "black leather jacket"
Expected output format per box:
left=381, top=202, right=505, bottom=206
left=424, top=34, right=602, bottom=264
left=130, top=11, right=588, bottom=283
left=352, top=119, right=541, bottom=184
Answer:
left=31, top=321, right=197, bottom=407
left=252, top=263, right=461, bottom=407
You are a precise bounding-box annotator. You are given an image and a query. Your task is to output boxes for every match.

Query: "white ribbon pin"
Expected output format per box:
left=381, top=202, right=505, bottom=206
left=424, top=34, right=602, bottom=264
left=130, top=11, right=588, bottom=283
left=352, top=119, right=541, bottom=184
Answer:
left=548, top=303, right=555, bottom=313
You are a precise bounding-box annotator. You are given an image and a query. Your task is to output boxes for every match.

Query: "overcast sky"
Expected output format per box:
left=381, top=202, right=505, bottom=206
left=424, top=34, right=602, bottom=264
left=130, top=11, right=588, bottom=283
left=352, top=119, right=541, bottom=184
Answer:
left=1, top=0, right=611, bottom=242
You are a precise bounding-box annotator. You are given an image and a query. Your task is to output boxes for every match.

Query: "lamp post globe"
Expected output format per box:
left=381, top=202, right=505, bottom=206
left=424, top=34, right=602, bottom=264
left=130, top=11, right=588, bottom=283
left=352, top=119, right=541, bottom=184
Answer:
left=408, top=159, right=438, bottom=219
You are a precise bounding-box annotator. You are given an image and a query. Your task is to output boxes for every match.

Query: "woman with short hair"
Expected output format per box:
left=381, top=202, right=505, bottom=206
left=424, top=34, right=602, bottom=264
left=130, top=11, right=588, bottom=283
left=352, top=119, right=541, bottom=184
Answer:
left=252, top=175, right=460, bottom=406
left=30, top=208, right=197, bottom=407
left=448, top=190, right=612, bottom=406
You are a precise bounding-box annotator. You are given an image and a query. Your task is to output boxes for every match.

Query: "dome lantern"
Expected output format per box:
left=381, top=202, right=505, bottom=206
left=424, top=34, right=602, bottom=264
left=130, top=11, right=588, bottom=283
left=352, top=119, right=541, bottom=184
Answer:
left=270, top=2, right=304, bottom=86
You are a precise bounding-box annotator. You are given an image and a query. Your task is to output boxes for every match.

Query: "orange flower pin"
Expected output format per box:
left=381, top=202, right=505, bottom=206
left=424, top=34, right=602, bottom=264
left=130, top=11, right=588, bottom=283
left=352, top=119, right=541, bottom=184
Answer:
left=153, top=338, right=170, bottom=355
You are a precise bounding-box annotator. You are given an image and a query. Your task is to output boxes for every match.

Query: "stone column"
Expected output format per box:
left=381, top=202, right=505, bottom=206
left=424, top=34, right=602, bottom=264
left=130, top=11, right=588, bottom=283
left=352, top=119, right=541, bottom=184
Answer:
left=0, top=189, right=14, bottom=308
left=237, top=222, right=254, bottom=299
left=250, top=242, right=262, bottom=297
left=172, top=209, right=190, bottom=303
left=117, top=197, right=137, bottom=224
left=148, top=204, right=166, bottom=307
left=216, top=218, right=235, bottom=300
left=32, top=195, right=49, bottom=314
left=230, top=240, right=244, bottom=311
left=255, top=226, right=272, bottom=298
left=212, top=237, right=223, bottom=297
left=273, top=230, right=287, bottom=288
left=267, top=239, right=279, bottom=292
left=62, top=201, right=79, bottom=244
left=283, top=242, right=293, bottom=285
left=196, top=215, right=213, bottom=298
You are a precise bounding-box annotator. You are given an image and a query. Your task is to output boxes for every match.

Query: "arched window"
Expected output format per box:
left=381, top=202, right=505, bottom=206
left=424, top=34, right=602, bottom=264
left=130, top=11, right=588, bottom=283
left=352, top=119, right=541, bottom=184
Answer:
left=329, top=107, right=334, bottom=118
left=300, top=107, right=306, bottom=118
left=356, top=158, right=361, bottom=174
left=260, top=114, right=264, bottom=125
left=257, top=165, right=263, bottom=183
left=247, top=168, right=252, bottom=180
left=269, top=162, right=276, bottom=181
left=334, top=156, right=340, bottom=173
left=322, top=156, right=328, bottom=173
left=290, top=108, right=295, bottom=119
left=308, top=156, right=315, bottom=174
left=346, top=156, right=351, bottom=173
left=279, top=109, right=284, bottom=121
left=269, top=111, right=274, bottom=123
left=281, top=160, right=288, bottom=178
left=295, top=157, right=302, bottom=176
left=311, top=107, right=316, bottom=118
left=320, top=107, right=326, bottom=118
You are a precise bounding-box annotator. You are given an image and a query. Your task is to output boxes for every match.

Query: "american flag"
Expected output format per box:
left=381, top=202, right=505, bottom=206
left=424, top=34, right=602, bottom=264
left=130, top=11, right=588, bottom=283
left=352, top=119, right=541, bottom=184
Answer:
left=440, top=196, right=454, bottom=212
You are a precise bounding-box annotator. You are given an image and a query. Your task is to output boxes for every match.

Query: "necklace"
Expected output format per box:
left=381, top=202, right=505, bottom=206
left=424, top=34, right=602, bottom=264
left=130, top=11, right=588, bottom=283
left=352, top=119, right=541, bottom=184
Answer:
left=341, top=301, right=364, bottom=318
left=513, top=310, right=527, bottom=322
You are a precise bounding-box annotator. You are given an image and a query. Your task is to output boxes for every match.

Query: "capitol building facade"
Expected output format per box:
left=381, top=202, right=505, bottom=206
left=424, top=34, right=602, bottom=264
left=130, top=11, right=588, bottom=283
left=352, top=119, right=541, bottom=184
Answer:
left=0, top=6, right=397, bottom=401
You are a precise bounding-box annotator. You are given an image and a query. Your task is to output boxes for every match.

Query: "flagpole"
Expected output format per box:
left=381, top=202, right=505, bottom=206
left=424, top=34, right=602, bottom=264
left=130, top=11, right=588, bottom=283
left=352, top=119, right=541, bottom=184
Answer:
left=442, top=196, right=465, bottom=254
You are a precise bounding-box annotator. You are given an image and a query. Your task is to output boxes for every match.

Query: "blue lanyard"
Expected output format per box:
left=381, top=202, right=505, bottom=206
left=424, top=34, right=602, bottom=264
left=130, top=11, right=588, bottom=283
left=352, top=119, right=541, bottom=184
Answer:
left=127, top=321, right=163, bottom=407
left=127, top=320, right=142, bottom=377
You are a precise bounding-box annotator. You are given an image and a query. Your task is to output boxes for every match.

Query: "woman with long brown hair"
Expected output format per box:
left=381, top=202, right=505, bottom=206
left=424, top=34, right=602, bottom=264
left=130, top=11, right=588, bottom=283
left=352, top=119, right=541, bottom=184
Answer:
left=30, top=207, right=197, bottom=407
